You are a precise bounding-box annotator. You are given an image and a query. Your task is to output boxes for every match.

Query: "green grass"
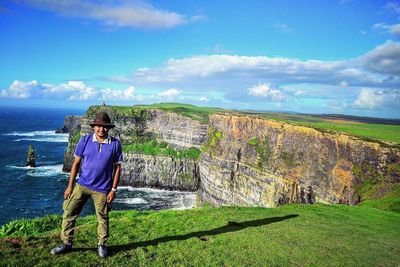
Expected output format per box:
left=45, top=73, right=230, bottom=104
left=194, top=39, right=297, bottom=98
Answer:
left=69, top=128, right=81, bottom=146
left=299, top=122, right=399, bottom=144
left=123, top=140, right=201, bottom=160
left=259, top=113, right=400, bottom=144
left=1, top=204, right=399, bottom=266
left=361, top=198, right=400, bottom=213
left=88, top=103, right=226, bottom=123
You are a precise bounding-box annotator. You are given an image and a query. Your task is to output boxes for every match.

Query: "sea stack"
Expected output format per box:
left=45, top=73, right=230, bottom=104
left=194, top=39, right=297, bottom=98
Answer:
left=27, top=144, right=36, bottom=167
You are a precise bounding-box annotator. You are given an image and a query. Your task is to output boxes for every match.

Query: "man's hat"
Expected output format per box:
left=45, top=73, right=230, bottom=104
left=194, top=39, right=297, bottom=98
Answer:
left=90, top=112, right=115, bottom=128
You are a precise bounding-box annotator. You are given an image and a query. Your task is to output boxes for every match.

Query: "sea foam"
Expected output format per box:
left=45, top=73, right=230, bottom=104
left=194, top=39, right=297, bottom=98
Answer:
left=4, top=131, right=68, bottom=142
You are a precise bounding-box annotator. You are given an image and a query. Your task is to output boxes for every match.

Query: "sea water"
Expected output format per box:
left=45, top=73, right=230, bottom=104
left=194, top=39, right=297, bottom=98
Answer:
left=0, top=107, right=195, bottom=226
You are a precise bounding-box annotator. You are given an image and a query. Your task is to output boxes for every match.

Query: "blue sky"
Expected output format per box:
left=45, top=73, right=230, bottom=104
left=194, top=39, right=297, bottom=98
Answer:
left=0, top=0, right=399, bottom=118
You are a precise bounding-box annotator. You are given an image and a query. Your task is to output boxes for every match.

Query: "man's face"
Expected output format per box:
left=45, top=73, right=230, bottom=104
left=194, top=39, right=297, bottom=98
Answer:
left=94, top=125, right=110, bottom=139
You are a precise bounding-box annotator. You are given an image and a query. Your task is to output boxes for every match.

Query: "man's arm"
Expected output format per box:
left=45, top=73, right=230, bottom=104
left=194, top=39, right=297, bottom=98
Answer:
left=107, top=163, right=121, bottom=203
left=64, top=156, right=81, bottom=199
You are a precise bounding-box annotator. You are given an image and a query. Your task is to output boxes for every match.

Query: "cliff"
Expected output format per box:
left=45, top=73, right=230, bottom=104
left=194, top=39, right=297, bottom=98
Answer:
left=56, top=115, right=81, bottom=133
left=121, top=153, right=199, bottom=191
left=63, top=104, right=400, bottom=207
left=199, top=113, right=400, bottom=207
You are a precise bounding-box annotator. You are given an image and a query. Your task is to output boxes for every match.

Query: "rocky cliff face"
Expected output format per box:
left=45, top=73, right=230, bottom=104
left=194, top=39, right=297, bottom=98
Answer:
left=198, top=113, right=400, bottom=207
left=121, top=153, right=199, bottom=191
left=56, top=116, right=81, bottom=133
left=63, top=107, right=400, bottom=207
left=146, top=110, right=208, bottom=149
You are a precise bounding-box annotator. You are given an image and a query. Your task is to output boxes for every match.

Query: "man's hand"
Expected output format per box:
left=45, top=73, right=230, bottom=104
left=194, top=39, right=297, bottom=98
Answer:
left=64, top=187, right=73, bottom=199
left=107, top=191, right=116, bottom=203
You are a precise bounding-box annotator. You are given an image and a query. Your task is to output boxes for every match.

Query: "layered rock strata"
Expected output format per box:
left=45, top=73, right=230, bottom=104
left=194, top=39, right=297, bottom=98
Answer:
left=198, top=113, right=400, bottom=207
left=121, top=153, right=199, bottom=191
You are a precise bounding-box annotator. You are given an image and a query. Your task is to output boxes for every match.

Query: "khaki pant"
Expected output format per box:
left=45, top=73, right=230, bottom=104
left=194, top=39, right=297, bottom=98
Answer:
left=61, top=183, right=111, bottom=245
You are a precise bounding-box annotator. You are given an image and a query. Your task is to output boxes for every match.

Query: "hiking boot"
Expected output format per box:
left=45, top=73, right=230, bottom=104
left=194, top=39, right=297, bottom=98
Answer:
left=98, top=244, right=108, bottom=258
left=51, top=243, right=72, bottom=255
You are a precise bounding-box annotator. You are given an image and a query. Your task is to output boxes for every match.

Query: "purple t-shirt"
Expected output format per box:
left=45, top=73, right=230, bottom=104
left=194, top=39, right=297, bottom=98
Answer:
left=74, top=133, right=123, bottom=194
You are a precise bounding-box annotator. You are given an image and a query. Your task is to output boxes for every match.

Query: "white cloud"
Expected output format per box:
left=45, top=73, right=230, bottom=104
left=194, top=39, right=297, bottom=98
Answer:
left=42, top=81, right=96, bottom=100
left=199, top=96, right=210, bottom=102
left=0, top=80, right=148, bottom=102
left=122, top=55, right=347, bottom=87
left=373, top=23, right=400, bottom=35
left=112, top=43, right=399, bottom=90
left=0, top=80, right=39, bottom=98
left=359, top=41, right=400, bottom=76
left=339, top=81, right=348, bottom=88
left=353, top=88, right=400, bottom=109
left=248, top=83, right=286, bottom=101
left=294, top=90, right=306, bottom=96
left=101, top=86, right=145, bottom=101
left=157, top=88, right=181, bottom=100
left=17, top=0, right=188, bottom=29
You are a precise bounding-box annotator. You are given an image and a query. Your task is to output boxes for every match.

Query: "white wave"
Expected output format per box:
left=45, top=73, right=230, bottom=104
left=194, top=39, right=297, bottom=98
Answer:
left=4, top=131, right=68, bottom=142
left=115, top=197, right=148, bottom=205
left=7, top=163, right=66, bottom=177
left=27, top=164, right=65, bottom=177
left=8, top=165, right=35, bottom=170
left=170, top=194, right=196, bottom=210
left=118, top=186, right=196, bottom=210
left=118, top=186, right=195, bottom=195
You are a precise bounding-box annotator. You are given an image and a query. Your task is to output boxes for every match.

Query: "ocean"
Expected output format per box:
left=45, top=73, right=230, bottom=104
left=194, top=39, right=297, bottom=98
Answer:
left=0, top=107, right=195, bottom=226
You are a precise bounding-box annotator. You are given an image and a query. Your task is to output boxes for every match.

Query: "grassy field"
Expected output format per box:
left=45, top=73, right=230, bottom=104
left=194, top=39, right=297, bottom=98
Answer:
left=277, top=118, right=400, bottom=144
left=255, top=112, right=400, bottom=145
left=1, top=203, right=399, bottom=266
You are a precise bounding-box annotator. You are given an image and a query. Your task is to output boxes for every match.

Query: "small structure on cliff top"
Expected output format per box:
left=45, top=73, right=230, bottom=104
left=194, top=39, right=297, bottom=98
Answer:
left=27, top=144, right=36, bottom=167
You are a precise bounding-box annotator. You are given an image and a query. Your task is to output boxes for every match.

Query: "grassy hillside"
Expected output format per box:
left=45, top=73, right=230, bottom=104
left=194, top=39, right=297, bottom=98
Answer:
left=1, top=204, right=399, bottom=266
left=260, top=112, right=400, bottom=145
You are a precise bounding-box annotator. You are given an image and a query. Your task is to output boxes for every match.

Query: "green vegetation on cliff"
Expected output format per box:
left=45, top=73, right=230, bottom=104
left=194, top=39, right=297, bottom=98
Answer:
left=353, top=162, right=400, bottom=212
left=201, top=127, right=223, bottom=155
left=123, top=140, right=201, bottom=160
left=248, top=138, right=272, bottom=168
left=69, top=128, right=81, bottom=145
left=1, top=204, right=399, bottom=266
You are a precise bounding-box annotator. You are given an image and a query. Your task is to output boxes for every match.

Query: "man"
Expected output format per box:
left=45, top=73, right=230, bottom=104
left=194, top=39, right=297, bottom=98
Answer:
left=51, top=112, right=123, bottom=258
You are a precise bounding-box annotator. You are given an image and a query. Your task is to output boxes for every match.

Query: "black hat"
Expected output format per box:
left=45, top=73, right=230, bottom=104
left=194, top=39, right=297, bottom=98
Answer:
left=90, top=112, right=115, bottom=128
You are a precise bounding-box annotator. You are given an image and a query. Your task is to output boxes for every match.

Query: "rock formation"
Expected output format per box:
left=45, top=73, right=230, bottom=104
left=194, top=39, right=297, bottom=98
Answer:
left=56, top=116, right=81, bottom=133
left=27, top=144, right=36, bottom=167
left=120, top=153, right=199, bottom=191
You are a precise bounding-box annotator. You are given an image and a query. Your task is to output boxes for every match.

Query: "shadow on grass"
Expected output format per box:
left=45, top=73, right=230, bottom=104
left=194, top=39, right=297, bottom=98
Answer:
left=95, top=214, right=297, bottom=255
